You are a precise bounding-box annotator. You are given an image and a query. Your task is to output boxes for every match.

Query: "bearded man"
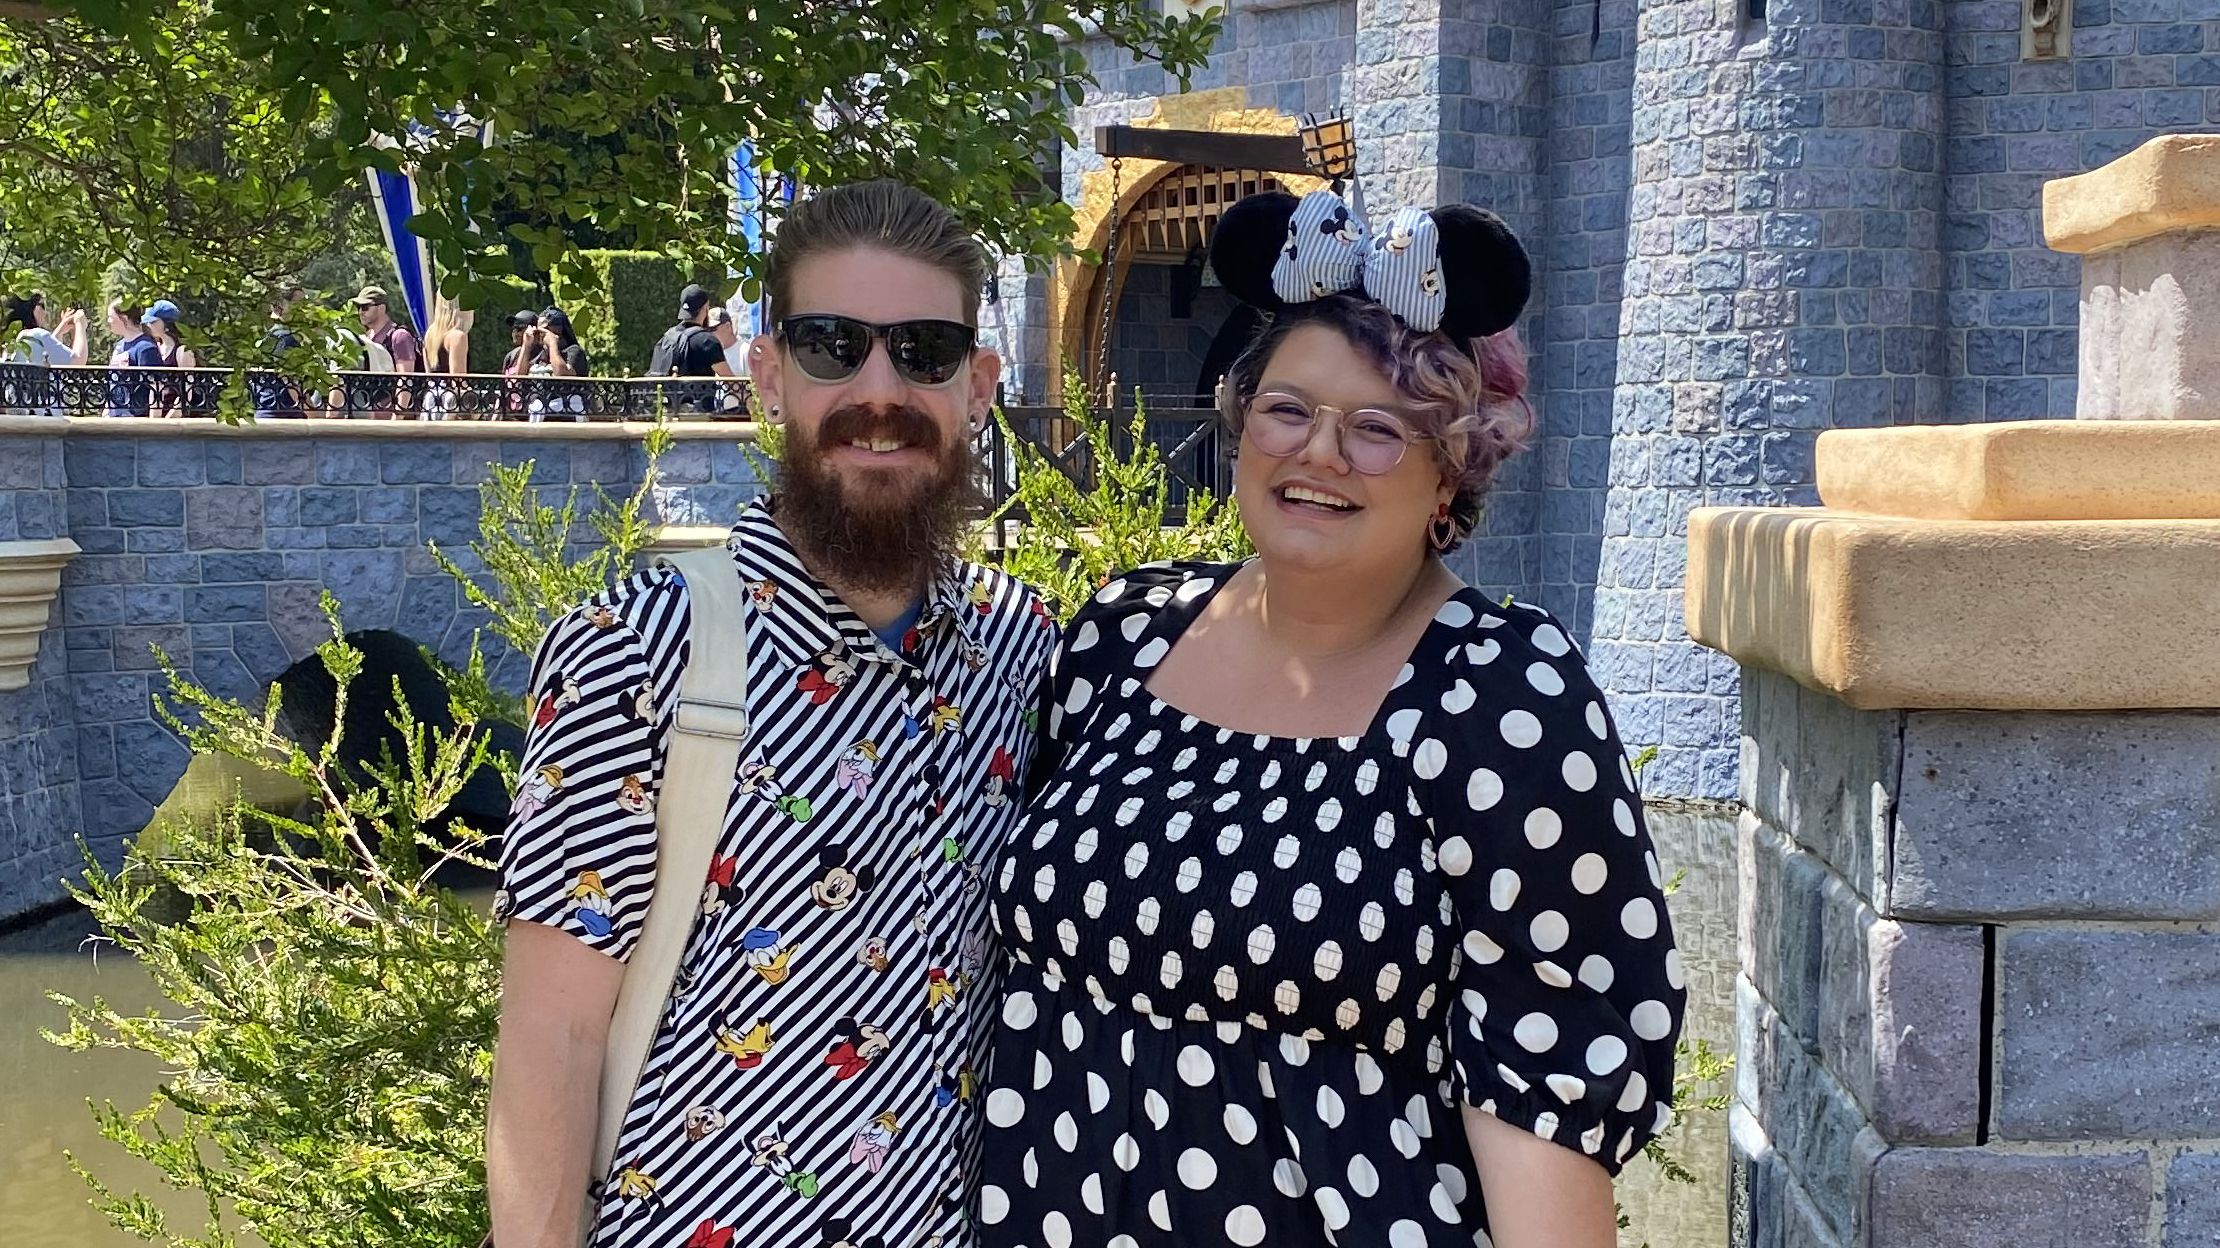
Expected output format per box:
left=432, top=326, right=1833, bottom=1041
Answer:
left=487, top=181, right=1054, bottom=1248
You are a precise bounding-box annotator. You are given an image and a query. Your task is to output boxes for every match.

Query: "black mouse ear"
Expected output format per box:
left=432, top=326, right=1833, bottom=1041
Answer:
left=1431, top=204, right=1531, bottom=340
left=1209, top=191, right=1299, bottom=314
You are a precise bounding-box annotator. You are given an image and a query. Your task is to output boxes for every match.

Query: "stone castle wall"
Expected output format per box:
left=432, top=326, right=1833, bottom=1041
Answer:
left=1733, top=667, right=2220, bottom=1246
left=1031, top=0, right=2220, bottom=799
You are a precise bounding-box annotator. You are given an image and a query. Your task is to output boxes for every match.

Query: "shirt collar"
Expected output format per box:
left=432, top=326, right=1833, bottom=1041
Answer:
left=730, top=498, right=982, bottom=665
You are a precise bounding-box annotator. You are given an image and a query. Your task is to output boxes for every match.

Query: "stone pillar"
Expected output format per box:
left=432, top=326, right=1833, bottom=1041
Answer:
left=2045, top=133, right=2220, bottom=422
left=1352, top=0, right=1554, bottom=602
left=1591, top=0, right=1947, bottom=801
left=1688, top=137, right=2220, bottom=1247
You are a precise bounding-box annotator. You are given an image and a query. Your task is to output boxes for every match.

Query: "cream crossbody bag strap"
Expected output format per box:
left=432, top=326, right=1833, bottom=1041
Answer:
left=586, top=544, right=752, bottom=1219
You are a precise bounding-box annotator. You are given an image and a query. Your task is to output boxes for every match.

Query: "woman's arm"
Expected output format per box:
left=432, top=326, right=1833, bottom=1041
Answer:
left=449, top=330, right=470, bottom=376
left=545, top=335, right=573, bottom=376
left=1467, top=1108, right=1619, bottom=1248
left=63, top=312, right=89, bottom=365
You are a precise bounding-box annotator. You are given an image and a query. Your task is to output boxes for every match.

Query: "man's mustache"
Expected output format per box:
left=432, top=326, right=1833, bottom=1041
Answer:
left=816, top=404, right=944, bottom=453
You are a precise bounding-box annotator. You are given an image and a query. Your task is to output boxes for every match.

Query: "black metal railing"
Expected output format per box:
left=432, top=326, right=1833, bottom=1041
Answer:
left=1, top=363, right=1237, bottom=521
left=986, top=405, right=1231, bottom=520
left=0, top=363, right=753, bottom=421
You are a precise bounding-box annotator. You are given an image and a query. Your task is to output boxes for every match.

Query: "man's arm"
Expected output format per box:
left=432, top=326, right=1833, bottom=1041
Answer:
left=487, top=921, right=625, bottom=1248
left=483, top=579, right=673, bottom=1244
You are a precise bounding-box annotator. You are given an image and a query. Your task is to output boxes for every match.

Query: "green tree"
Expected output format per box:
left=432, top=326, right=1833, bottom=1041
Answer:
left=0, top=1, right=349, bottom=332
left=9, top=0, right=1221, bottom=335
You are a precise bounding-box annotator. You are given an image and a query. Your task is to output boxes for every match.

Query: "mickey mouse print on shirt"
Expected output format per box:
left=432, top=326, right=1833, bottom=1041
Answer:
left=495, top=500, right=1055, bottom=1248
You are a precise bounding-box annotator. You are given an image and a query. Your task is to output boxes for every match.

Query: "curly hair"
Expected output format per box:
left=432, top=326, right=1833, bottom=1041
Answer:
left=1216, top=295, right=1532, bottom=548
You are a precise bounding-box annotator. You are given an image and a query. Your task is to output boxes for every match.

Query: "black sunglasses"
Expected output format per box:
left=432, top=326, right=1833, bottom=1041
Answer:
left=777, top=314, right=977, bottom=387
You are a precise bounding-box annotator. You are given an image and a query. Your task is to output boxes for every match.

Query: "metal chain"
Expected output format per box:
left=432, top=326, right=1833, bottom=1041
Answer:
left=1091, top=155, right=1125, bottom=406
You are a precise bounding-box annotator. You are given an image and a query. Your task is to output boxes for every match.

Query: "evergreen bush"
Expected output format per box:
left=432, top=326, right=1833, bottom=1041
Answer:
left=551, top=251, right=722, bottom=377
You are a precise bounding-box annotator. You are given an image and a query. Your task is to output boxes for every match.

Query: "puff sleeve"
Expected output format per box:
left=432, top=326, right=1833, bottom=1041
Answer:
left=1426, top=604, right=1685, bottom=1175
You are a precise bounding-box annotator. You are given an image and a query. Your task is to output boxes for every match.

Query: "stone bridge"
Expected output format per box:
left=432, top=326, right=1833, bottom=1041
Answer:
left=0, top=417, right=763, bottom=921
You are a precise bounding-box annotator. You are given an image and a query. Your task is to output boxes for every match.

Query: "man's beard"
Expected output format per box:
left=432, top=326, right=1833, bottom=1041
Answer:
left=775, top=403, right=982, bottom=597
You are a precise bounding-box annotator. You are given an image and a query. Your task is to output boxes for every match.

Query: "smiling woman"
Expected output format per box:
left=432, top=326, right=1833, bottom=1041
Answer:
left=1219, top=300, right=1529, bottom=578
left=978, top=190, right=1686, bottom=1248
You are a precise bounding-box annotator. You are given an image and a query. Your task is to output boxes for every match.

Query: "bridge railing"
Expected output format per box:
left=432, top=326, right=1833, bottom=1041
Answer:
left=986, top=405, right=1231, bottom=521
left=1, top=364, right=1237, bottom=518
left=0, top=362, right=755, bottom=421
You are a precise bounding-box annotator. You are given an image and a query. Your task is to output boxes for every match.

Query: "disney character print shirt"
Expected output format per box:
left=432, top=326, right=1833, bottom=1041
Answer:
left=496, top=499, right=1057, bottom=1248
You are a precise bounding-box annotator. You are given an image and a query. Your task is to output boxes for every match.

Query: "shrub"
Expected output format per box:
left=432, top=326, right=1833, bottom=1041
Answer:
left=972, top=382, right=1251, bottom=616
left=550, top=250, right=721, bottom=377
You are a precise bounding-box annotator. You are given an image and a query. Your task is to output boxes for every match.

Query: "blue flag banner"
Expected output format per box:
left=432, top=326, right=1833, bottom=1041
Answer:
left=728, top=142, right=797, bottom=346
left=366, top=163, right=434, bottom=335
left=366, top=112, right=492, bottom=335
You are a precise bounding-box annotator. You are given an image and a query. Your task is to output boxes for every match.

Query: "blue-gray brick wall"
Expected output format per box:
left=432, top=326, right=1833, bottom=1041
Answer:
left=1518, top=0, right=1640, bottom=640
left=0, top=428, right=762, bottom=921
left=0, top=431, right=80, bottom=920
left=1941, top=0, right=2220, bottom=421
left=1593, top=0, right=1951, bottom=801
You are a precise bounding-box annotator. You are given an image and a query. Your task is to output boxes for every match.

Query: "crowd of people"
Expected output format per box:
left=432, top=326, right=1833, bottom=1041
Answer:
left=3, top=280, right=749, bottom=420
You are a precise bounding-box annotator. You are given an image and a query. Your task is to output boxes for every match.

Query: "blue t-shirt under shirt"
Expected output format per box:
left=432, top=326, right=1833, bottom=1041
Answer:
left=873, top=602, right=923, bottom=655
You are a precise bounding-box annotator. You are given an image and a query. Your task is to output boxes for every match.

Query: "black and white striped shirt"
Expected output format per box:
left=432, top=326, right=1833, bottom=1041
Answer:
left=495, top=499, right=1057, bottom=1248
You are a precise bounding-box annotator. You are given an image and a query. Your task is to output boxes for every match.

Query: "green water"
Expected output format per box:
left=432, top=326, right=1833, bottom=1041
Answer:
left=0, top=806, right=1738, bottom=1247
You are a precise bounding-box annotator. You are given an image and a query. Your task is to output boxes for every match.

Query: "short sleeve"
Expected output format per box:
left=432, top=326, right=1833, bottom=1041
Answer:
left=493, top=578, right=681, bottom=961
left=1429, top=605, right=1685, bottom=1175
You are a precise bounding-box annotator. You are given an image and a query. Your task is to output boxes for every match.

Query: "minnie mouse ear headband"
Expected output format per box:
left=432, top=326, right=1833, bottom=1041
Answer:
left=1209, top=188, right=1531, bottom=342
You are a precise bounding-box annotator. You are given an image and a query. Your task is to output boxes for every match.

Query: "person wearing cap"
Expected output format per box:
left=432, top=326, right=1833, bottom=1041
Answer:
left=140, top=299, right=201, bottom=418
left=500, top=309, right=542, bottom=419
left=352, top=286, right=421, bottom=371
left=646, top=283, right=715, bottom=377
left=693, top=305, right=746, bottom=413
left=352, top=285, right=421, bottom=417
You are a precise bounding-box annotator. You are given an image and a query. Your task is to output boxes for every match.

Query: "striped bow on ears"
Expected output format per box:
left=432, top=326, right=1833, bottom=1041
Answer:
left=1212, top=188, right=1531, bottom=343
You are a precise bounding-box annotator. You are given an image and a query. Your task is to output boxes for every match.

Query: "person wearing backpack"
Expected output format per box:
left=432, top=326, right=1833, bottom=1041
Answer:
left=647, top=285, right=739, bottom=415
left=646, top=284, right=715, bottom=377
left=485, top=180, right=1055, bottom=1248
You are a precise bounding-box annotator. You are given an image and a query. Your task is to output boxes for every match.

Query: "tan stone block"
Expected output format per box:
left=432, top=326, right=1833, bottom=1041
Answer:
left=1815, top=421, right=2220, bottom=520
left=2044, top=133, right=2220, bottom=255
left=1684, top=507, right=2220, bottom=710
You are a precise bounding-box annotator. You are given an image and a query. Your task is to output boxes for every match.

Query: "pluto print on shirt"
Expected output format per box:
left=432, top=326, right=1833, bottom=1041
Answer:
left=495, top=500, right=1057, bottom=1248
left=982, top=563, right=1684, bottom=1248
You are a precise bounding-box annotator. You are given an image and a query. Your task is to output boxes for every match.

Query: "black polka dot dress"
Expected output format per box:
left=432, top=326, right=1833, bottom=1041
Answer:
left=979, top=563, right=1685, bottom=1248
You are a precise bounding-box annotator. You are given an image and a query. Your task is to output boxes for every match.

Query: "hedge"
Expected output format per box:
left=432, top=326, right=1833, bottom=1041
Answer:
left=551, top=251, right=722, bottom=378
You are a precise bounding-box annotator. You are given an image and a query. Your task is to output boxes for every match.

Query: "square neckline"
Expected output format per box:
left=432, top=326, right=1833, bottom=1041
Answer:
left=1125, top=559, right=1496, bottom=749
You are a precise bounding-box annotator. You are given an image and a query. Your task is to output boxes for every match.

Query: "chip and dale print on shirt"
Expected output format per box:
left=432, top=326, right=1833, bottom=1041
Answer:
left=494, top=502, right=1058, bottom=1248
